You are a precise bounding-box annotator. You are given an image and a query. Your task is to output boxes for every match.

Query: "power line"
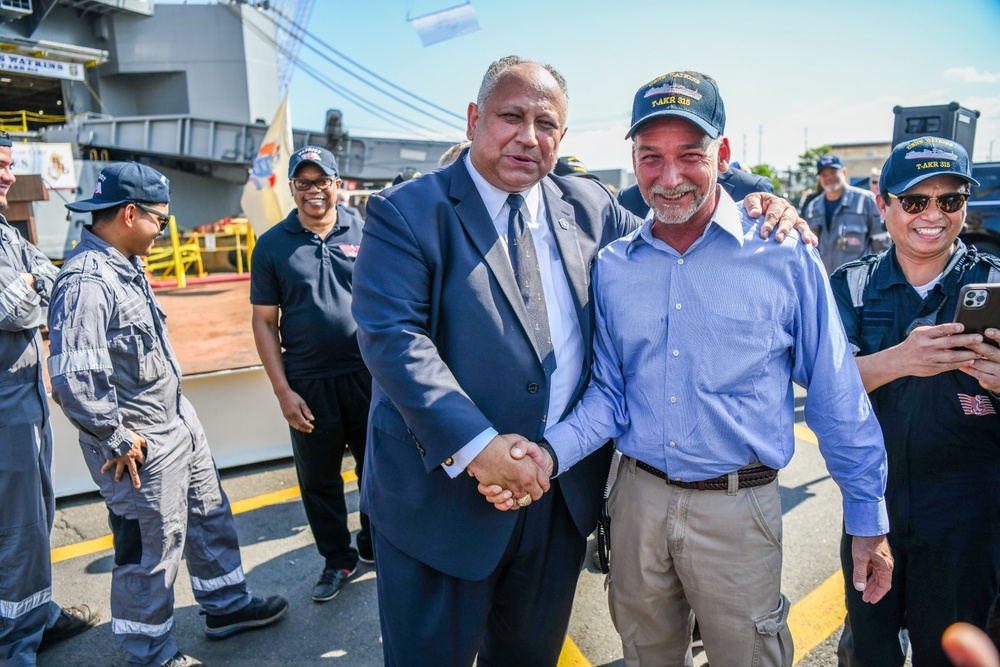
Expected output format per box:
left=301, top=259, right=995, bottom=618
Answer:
left=270, top=6, right=466, bottom=128
left=240, top=13, right=459, bottom=137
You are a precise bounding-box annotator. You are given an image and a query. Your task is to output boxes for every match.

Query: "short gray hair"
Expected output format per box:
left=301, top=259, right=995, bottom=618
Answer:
left=476, top=55, right=569, bottom=109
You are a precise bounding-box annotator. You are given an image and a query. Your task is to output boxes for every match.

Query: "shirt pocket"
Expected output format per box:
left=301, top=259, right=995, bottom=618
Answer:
left=107, top=331, right=166, bottom=387
left=836, top=219, right=869, bottom=252
left=696, top=312, right=774, bottom=395
left=859, top=310, right=895, bottom=354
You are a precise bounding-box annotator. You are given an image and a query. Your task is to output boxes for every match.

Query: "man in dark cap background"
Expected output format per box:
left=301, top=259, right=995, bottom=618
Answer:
left=804, top=153, right=885, bottom=274
left=251, top=146, right=374, bottom=604
left=48, top=161, right=288, bottom=667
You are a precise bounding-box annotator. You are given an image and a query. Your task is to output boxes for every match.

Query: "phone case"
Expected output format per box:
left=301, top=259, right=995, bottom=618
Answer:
left=952, top=283, right=1000, bottom=343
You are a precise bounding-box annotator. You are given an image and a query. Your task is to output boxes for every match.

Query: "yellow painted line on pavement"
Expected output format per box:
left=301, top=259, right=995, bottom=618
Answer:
left=50, top=470, right=359, bottom=564
left=789, top=571, right=846, bottom=664
left=789, top=421, right=847, bottom=664
left=557, top=636, right=591, bottom=667
left=52, top=466, right=591, bottom=664
left=51, top=535, right=114, bottom=564
left=794, top=423, right=818, bottom=445
left=53, top=433, right=849, bottom=667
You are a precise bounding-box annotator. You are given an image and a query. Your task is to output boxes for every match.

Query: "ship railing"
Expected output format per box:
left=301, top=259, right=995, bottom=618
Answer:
left=0, top=110, right=69, bottom=132
left=146, top=216, right=256, bottom=288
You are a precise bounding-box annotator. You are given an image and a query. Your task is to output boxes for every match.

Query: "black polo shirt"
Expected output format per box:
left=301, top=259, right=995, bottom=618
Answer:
left=830, top=242, right=1000, bottom=527
left=250, top=206, right=366, bottom=380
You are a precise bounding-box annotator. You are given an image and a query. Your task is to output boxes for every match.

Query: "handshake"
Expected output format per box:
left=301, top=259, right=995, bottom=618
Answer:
left=467, top=433, right=555, bottom=511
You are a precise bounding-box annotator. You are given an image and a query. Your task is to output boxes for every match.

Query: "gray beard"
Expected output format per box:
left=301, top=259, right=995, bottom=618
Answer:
left=646, top=183, right=713, bottom=226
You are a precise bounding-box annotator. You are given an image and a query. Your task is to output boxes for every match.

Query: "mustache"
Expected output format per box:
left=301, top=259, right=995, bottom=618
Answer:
left=648, top=184, right=697, bottom=199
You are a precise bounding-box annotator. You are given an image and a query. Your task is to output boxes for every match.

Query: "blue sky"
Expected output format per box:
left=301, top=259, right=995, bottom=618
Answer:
left=286, top=0, right=1000, bottom=174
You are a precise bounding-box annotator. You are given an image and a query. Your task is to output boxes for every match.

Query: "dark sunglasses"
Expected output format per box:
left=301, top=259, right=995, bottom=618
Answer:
left=291, top=177, right=335, bottom=191
left=133, top=202, right=171, bottom=231
left=887, top=192, right=970, bottom=215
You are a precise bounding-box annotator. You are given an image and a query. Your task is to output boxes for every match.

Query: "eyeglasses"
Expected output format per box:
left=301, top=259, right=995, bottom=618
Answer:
left=133, top=202, right=171, bottom=231
left=291, top=177, right=335, bottom=191
left=887, top=192, right=970, bottom=215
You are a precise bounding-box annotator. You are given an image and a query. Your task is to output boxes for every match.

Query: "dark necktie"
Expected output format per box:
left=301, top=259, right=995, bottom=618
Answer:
left=506, top=193, right=556, bottom=376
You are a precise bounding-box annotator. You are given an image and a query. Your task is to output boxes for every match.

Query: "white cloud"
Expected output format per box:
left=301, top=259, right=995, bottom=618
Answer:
left=944, top=67, right=1000, bottom=84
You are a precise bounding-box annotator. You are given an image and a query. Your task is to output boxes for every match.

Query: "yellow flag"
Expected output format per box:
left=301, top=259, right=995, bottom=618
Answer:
left=241, top=96, right=295, bottom=236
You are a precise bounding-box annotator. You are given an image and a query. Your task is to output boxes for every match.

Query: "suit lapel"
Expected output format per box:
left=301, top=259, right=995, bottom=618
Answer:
left=450, top=160, right=539, bottom=357
left=541, top=178, right=591, bottom=350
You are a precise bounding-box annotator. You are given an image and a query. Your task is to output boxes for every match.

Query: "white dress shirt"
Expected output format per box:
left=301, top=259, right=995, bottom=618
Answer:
left=444, top=155, right=584, bottom=477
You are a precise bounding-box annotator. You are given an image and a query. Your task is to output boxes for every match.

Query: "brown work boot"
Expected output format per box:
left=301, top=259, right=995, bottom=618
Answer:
left=37, top=604, right=101, bottom=651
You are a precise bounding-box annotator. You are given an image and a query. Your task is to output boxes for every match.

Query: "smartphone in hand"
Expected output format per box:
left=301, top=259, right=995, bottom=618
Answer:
left=953, top=283, right=1000, bottom=346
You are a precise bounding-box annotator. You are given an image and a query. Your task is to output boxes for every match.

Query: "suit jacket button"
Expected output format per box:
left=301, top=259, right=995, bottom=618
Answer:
left=444, top=457, right=454, bottom=466
left=527, top=382, right=539, bottom=393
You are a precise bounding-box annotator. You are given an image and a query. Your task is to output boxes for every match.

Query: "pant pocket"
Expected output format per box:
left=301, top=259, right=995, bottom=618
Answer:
left=752, top=593, right=793, bottom=667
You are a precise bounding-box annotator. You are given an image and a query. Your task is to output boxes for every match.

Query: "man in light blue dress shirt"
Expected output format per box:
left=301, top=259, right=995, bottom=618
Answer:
left=484, top=72, right=894, bottom=667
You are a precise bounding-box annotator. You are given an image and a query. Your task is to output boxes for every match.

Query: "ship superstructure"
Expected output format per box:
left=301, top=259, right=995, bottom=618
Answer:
left=1, top=0, right=455, bottom=258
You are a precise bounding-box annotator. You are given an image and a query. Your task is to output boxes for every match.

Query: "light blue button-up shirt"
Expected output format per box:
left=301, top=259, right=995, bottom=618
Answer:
left=546, top=190, right=889, bottom=536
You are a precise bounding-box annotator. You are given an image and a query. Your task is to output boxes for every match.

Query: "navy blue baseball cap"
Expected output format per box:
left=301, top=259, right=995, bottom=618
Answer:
left=880, top=136, right=978, bottom=196
left=65, top=162, right=170, bottom=212
left=625, top=71, right=726, bottom=140
left=288, top=146, right=339, bottom=179
left=816, top=154, right=844, bottom=173
left=554, top=156, right=600, bottom=180
left=0, top=133, right=11, bottom=148
left=391, top=167, right=421, bottom=186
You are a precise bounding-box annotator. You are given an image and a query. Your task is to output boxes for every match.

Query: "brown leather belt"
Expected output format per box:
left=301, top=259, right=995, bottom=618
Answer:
left=626, top=455, right=777, bottom=491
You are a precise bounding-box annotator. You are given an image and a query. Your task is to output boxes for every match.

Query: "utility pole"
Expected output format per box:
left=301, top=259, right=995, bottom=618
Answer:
left=758, top=124, right=763, bottom=166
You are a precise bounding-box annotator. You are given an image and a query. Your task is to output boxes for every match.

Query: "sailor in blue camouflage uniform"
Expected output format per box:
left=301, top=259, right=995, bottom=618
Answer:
left=830, top=138, right=1000, bottom=667
left=0, top=131, right=100, bottom=665
left=47, top=162, right=288, bottom=667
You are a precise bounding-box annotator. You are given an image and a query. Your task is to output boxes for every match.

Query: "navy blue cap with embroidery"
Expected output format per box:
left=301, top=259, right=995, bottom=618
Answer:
left=288, top=146, right=339, bottom=179
left=553, top=156, right=600, bottom=181
left=625, top=71, right=726, bottom=140
left=65, top=161, right=170, bottom=212
left=816, top=154, right=844, bottom=173
left=880, top=136, right=978, bottom=196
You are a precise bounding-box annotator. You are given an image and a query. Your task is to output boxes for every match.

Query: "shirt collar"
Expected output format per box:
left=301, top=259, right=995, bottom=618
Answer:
left=78, top=227, right=146, bottom=278
left=282, top=205, right=351, bottom=234
left=630, top=186, right=743, bottom=254
left=464, top=153, right=542, bottom=223
left=877, top=240, right=969, bottom=296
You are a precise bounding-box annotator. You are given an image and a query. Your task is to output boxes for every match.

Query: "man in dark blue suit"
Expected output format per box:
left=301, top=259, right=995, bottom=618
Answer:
left=351, top=55, right=807, bottom=667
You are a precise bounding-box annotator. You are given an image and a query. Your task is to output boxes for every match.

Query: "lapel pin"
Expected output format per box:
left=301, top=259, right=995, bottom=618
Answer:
left=558, top=218, right=569, bottom=230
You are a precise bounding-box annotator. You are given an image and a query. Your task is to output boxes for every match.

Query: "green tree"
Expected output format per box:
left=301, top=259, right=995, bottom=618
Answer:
left=790, top=145, right=833, bottom=201
left=798, top=145, right=832, bottom=175
left=750, top=163, right=783, bottom=195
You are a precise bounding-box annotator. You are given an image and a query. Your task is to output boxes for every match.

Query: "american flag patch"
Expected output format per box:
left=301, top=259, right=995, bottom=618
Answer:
left=957, top=393, right=996, bottom=416
left=339, top=244, right=360, bottom=258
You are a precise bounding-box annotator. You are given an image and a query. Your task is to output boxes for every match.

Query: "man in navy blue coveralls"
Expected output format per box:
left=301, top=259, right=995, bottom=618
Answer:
left=830, top=137, right=1000, bottom=667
